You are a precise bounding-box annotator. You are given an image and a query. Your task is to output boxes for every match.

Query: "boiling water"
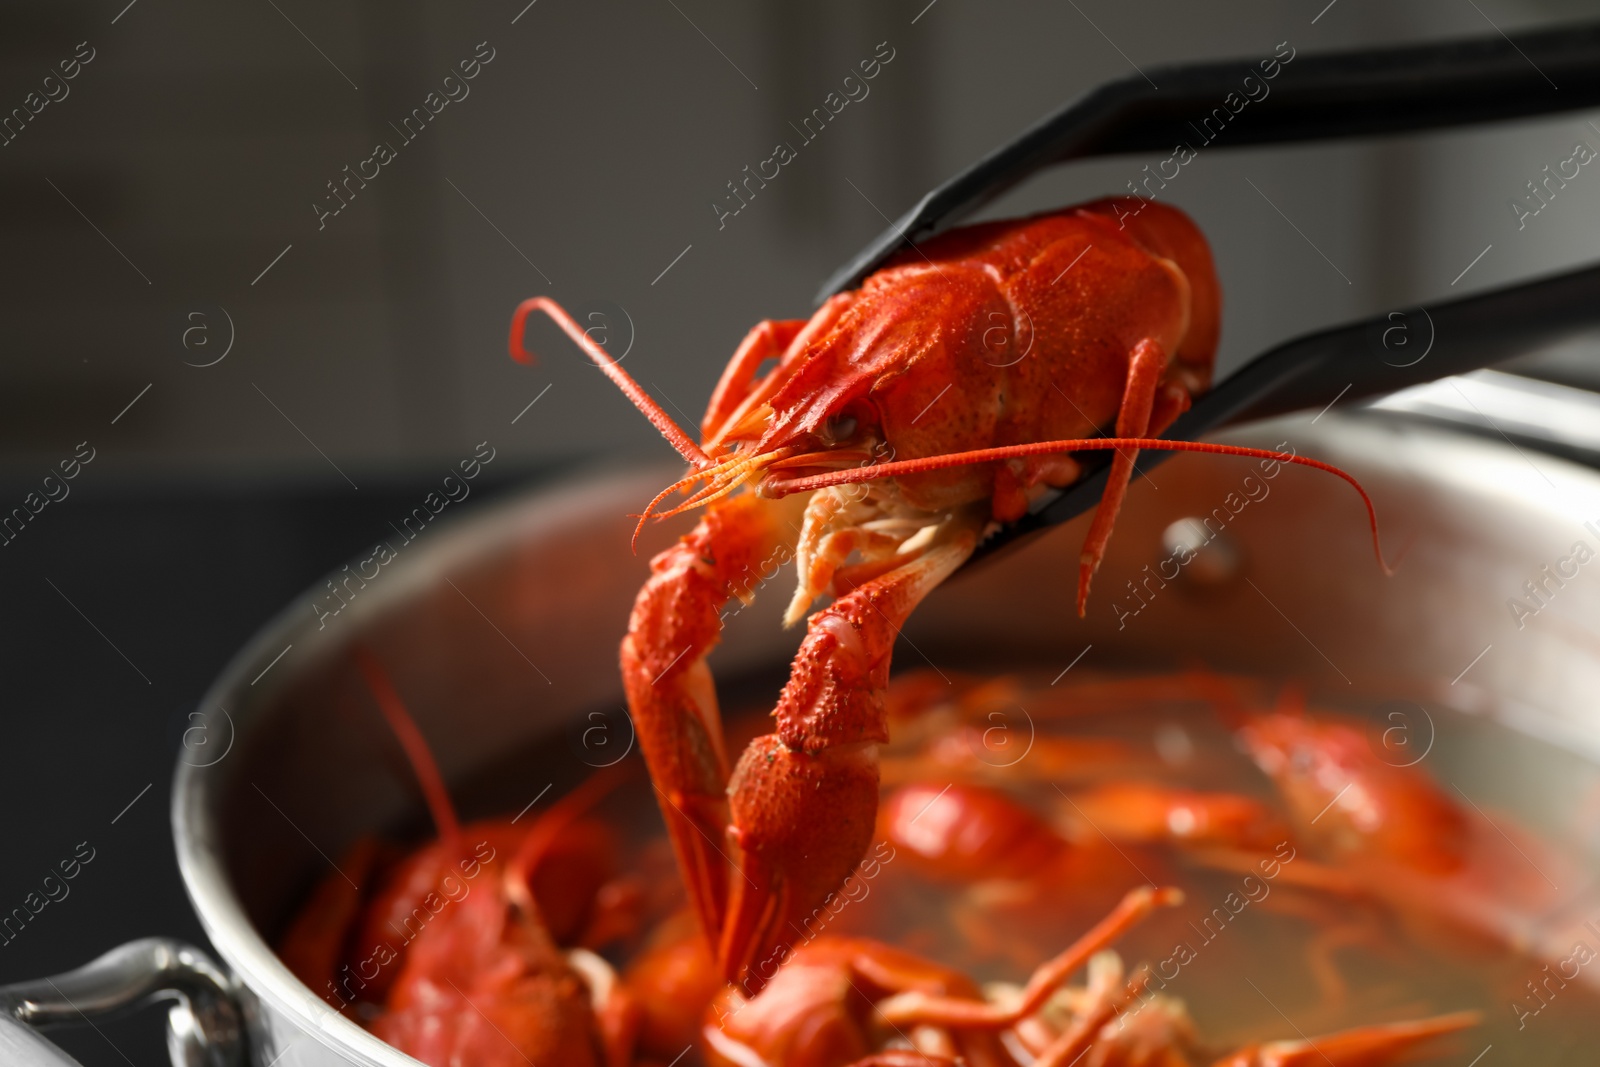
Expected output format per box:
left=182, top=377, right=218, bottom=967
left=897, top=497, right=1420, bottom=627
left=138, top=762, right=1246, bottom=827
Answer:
left=441, top=667, right=1600, bottom=1063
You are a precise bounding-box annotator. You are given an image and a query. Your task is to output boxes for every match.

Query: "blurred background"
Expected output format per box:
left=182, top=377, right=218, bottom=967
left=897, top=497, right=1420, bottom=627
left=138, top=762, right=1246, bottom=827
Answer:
left=1, top=0, right=1598, bottom=1062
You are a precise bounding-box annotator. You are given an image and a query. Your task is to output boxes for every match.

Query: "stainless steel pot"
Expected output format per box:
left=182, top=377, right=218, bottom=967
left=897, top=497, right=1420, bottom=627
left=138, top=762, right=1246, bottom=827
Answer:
left=6, top=408, right=1600, bottom=1066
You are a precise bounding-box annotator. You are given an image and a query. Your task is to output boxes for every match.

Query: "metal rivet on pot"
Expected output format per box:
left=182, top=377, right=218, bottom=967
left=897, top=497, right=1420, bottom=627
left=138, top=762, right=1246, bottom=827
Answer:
left=1161, top=517, right=1243, bottom=587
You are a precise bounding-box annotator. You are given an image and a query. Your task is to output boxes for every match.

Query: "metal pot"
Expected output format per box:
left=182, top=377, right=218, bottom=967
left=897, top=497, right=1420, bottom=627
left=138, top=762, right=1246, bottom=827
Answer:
left=5, top=408, right=1600, bottom=1066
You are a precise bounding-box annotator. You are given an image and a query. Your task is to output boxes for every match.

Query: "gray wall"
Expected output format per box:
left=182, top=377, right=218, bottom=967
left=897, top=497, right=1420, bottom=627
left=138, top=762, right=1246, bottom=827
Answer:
left=2, top=0, right=1597, bottom=483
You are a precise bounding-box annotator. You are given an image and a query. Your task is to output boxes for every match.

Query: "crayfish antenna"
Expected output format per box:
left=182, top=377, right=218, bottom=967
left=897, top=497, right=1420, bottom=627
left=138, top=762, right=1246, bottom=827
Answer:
left=760, top=438, right=1397, bottom=584
left=509, top=296, right=711, bottom=470
left=504, top=761, right=634, bottom=926
left=630, top=448, right=800, bottom=554
left=630, top=470, right=710, bottom=552
left=353, top=647, right=461, bottom=854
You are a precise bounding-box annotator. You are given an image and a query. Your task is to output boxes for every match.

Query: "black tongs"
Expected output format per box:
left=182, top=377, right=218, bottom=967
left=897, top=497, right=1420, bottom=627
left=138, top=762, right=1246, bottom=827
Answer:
left=815, top=21, right=1600, bottom=562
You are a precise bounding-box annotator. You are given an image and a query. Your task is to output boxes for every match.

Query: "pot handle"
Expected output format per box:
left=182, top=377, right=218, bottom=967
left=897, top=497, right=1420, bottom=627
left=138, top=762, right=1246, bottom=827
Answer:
left=0, top=939, right=247, bottom=1067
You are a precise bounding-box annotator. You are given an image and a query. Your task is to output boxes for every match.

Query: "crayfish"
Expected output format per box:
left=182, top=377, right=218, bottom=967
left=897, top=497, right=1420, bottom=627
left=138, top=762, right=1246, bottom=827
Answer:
left=278, top=651, right=648, bottom=1065
left=279, top=654, right=1509, bottom=1066
left=272, top=198, right=1490, bottom=1067
left=510, top=197, right=1386, bottom=987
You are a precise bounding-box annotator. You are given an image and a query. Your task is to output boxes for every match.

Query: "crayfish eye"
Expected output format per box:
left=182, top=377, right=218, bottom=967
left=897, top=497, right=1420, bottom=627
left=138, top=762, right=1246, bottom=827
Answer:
left=821, top=415, right=857, bottom=444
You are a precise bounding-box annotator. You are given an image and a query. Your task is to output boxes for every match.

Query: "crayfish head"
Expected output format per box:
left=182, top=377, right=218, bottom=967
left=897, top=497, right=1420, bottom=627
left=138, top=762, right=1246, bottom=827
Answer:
left=635, top=396, right=876, bottom=529
left=1238, top=710, right=1470, bottom=871
left=644, top=394, right=975, bottom=633
left=767, top=408, right=976, bottom=627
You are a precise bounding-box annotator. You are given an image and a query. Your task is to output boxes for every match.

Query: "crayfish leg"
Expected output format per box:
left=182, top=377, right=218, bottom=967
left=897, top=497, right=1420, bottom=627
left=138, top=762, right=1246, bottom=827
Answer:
left=701, top=318, right=808, bottom=443
left=877, top=885, right=1182, bottom=1030
left=1211, top=1010, right=1480, bottom=1067
left=721, top=521, right=981, bottom=988
left=622, top=492, right=796, bottom=949
left=702, top=293, right=857, bottom=450
left=277, top=836, right=384, bottom=1011
left=1075, top=336, right=1189, bottom=618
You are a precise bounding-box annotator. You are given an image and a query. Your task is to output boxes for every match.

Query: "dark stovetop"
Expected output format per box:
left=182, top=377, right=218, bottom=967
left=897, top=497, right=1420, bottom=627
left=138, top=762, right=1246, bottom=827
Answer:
left=0, top=469, right=544, bottom=1066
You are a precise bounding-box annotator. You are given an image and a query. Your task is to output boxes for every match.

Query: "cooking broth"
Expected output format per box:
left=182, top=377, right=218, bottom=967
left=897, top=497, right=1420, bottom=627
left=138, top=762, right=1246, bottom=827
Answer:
left=345, top=666, right=1600, bottom=1064
left=844, top=668, right=1600, bottom=1062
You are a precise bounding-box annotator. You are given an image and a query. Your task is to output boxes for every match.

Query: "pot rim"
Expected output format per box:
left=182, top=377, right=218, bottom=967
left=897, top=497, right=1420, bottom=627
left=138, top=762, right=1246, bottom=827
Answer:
left=167, top=408, right=1600, bottom=1063
left=171, top=464, right=658, bottom=1066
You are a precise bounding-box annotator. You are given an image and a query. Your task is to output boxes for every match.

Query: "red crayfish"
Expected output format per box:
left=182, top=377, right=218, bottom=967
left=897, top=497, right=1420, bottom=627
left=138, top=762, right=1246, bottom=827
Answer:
left=274, top=197, right=1448, bottom=1067
left=510, top=197, right=1386, bottom=986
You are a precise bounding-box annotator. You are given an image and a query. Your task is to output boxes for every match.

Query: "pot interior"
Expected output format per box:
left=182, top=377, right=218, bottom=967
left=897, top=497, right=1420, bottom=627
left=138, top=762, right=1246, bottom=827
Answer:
left=182, top=412, right=1600, bottom=1061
